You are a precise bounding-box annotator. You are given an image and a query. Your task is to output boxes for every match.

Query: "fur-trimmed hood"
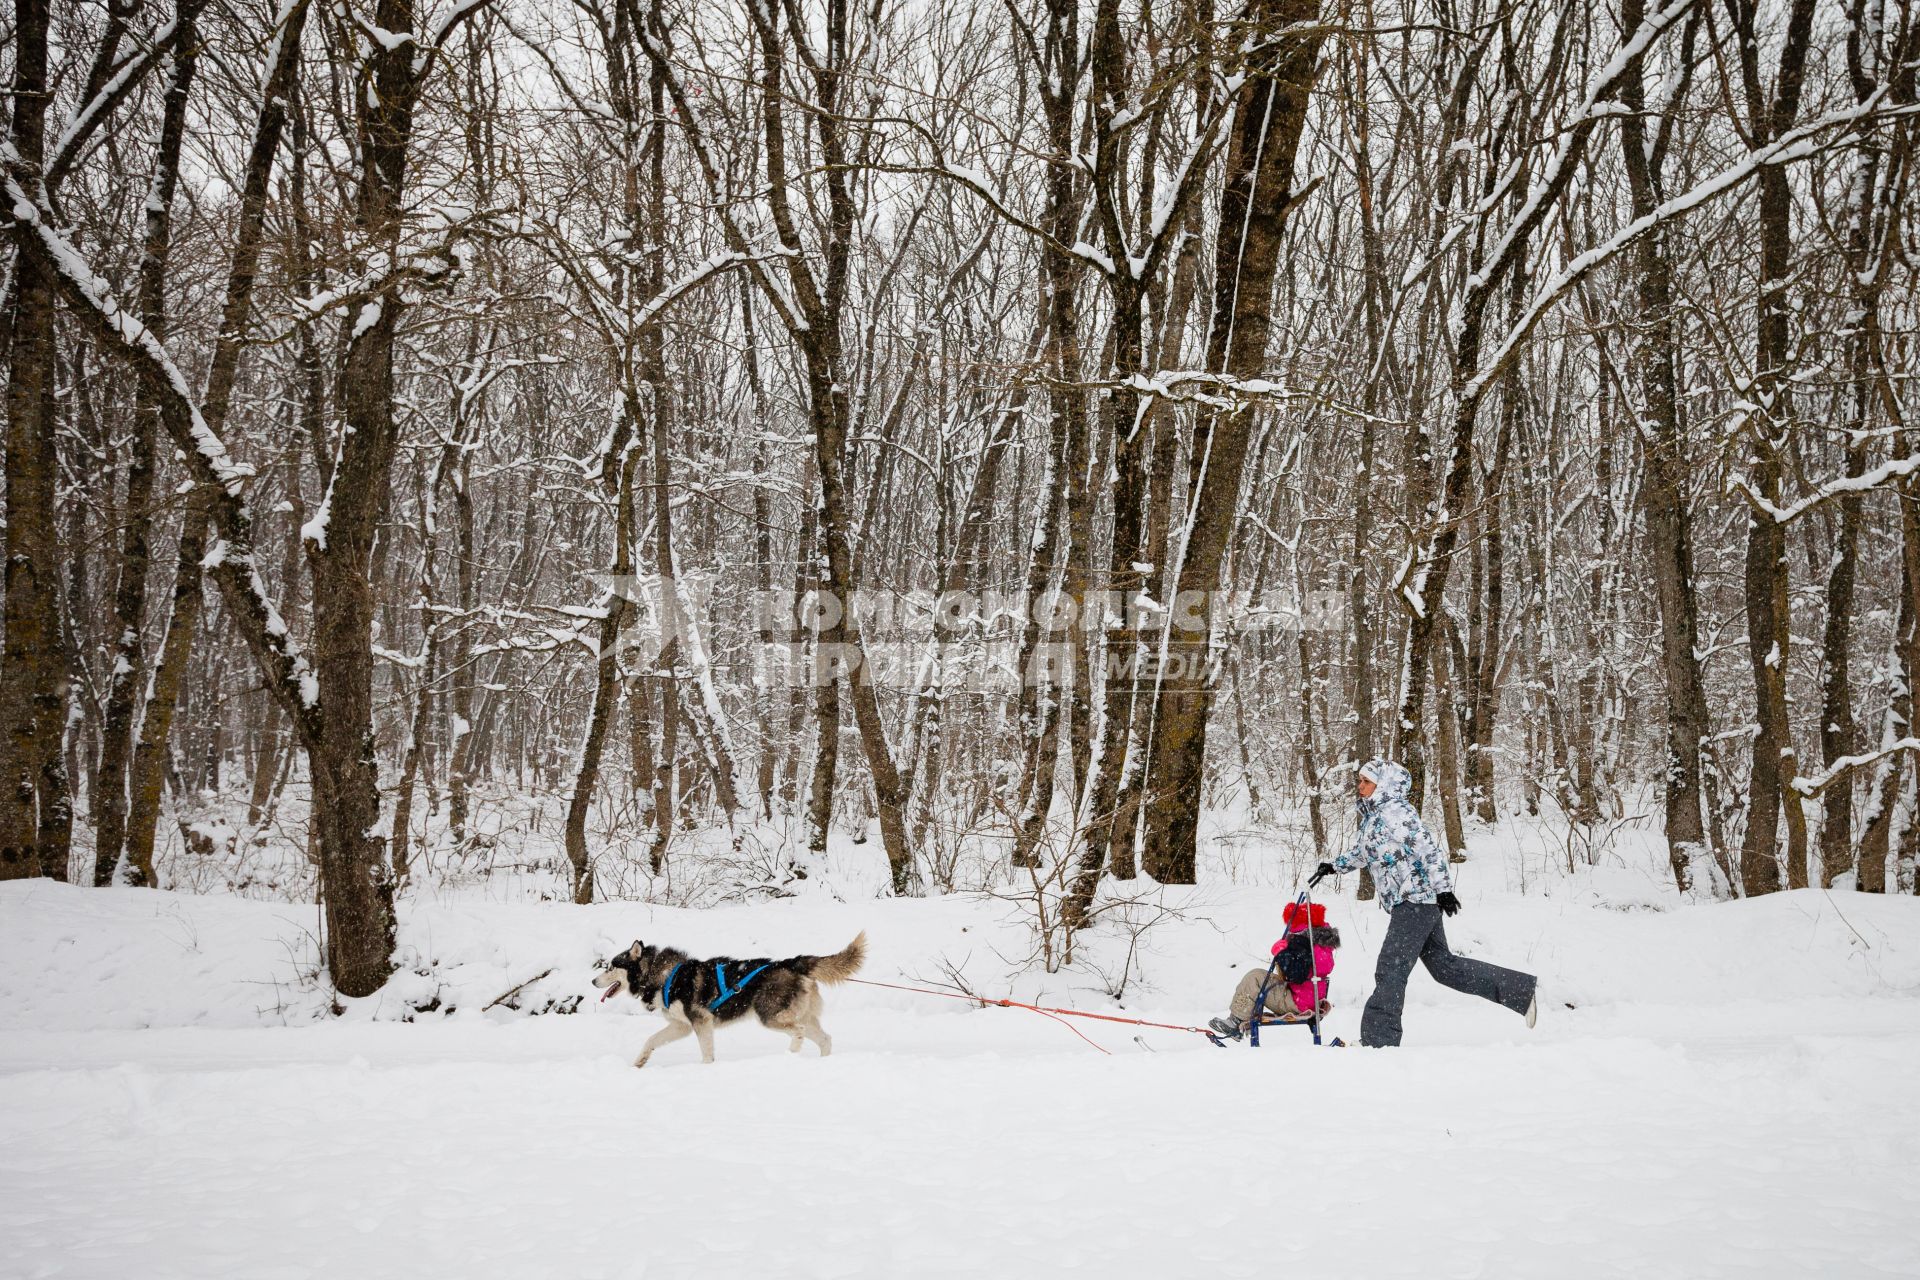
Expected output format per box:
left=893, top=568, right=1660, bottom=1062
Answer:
left=1300, top=924, right=1341, bottom=949
left=1289, top=924, right=1341, bottom=949
left=1273, top=923, right=1342, bottom=953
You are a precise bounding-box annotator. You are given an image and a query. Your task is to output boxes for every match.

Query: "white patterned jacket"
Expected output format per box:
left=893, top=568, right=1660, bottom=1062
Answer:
left=1330, top=759, right=1454, bottom=912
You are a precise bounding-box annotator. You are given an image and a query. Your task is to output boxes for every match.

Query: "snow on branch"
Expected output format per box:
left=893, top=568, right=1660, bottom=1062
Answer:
left=412, top=0, right=500, bottom=76
left=1070, top=240, right=1119, bottom=276
left=1121, top=370, right=1293, bottom=412
left=46, top=11, right=191, bottom=187
left=425, top=0, right=496, bottom=46
left=344, top=12, right=417, bottom=55
left=1792, top=739, right=1920, bottom=796
left=1730, top=450, right=1920, bottom=523
left=293, top=209, right=509, bottom=321
left=1461, top=92, right=1910, bottom=405
left=1460, top=0, right=1695, bottom=304
left=4, top=160, right=254, bottom=497
left=2, top=159, right=327, bottom=729
left=628, top=250, right=750, bottom=337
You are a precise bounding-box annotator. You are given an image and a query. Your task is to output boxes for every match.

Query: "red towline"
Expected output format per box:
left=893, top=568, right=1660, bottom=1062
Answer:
left=843, top=975, right=1220, bottom=1055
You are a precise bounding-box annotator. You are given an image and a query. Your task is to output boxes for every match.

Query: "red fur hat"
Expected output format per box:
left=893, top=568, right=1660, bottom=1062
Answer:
left=1282, top=901, right=1328, bottom=932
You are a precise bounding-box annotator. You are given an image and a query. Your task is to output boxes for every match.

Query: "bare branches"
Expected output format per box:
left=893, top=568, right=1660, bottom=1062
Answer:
left=1464, top=93, right=1914, bottom=407
left=12, top=0, right=1920, bottom=915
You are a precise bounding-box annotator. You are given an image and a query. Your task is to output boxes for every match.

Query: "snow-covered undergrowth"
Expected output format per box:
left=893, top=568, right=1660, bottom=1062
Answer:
left=4, top=813, right=1918, bottom=1278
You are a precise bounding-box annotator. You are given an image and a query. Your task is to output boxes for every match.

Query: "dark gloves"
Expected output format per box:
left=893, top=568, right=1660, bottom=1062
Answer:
left=1437, top=891, right=1461, bottom=917
left=1309, top=862, right=1336, bottom=887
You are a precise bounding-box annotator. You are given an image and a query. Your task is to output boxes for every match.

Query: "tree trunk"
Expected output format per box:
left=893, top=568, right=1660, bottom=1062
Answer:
left=1730, top=0, right=1820, bottom=896
left=1466, top=400, right=1515, bottom=823
left=1073, top=289, right=1150, bottom=909
left=93, top=4, right=201, bottom=884
left=805, top=670, right=840, bottom=853
left=1, top=0, right=73, bottom=882
left=1819, top=0, right=1907, bottom=887
left=446, top=455, right=476, bottom=843
left=1010, top=0, right=1088, bottom=868
left=565, top=444, right=639, bottom=902
left=1859, top=475, right=1919, bottom=890
left=389, top=637, right=437, bottom=886
left=1431, top=621, right=1469, bottom=860
left=302, top=0, right=457, bottom=990
left=1106, top=227, right=1203, bottom=880
left=747, top=0, right=913, bottom=890
left=1816, top=442, right=1868, bottom=886
left=1295, top=560, right=1327, bottom=855
left=125, top=497, right=211, bottom=888
left=741, top=279, right=780, bottom=819
left=1135, top=0, right=1326, bottom=883
left=624, top=676, right=659, bottom=867
left=1613, top=0, right=1718, bottom=893
left=635, top=24, right=741, bottom=827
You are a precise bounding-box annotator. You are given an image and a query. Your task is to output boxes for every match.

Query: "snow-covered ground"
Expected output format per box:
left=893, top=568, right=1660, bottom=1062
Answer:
left=4, top=818, right=1918, bottom=1278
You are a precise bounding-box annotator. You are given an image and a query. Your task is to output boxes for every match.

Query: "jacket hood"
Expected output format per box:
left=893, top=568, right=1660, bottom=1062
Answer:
left=1299, top=923, right=1341, bottom=949
left=1359, top=758, right=1413, bottom=805
left=1274, top=923, right=1342, bottom=951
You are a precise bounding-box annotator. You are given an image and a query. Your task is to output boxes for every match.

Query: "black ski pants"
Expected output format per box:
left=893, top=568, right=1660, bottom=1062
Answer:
left=1359, top=902, right=1536, bottom=1047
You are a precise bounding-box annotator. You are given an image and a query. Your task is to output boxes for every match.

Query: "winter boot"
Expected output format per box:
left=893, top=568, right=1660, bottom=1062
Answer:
left=1208, top=1016, right=1243, bottom=1040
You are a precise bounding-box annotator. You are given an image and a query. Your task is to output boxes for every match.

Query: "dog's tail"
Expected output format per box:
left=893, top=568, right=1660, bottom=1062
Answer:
left=798, top=932, right=866, bottom=984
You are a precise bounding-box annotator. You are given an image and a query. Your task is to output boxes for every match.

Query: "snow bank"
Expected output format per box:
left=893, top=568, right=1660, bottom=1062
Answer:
left=3, top=873, right=1915, bottom=1039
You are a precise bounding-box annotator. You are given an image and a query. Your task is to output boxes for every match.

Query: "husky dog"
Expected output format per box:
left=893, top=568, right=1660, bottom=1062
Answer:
left=591, top=933, right=866, bottom=1068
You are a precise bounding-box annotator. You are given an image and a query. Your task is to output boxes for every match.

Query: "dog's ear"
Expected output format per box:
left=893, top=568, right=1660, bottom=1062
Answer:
left=626, top=940, right=645, bottom=960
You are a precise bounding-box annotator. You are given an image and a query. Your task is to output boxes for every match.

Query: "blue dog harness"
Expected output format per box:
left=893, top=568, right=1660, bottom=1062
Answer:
left=710, top=962, right=770, bottom=1010
left=658, top=961, right=769, bottom=1011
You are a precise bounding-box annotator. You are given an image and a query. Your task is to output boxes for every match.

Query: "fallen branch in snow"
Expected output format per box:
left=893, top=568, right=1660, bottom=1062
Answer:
left=484, top=968, right=555, bottom=1011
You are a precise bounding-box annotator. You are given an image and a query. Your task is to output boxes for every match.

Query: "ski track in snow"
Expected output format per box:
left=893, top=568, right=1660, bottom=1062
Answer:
left=3, top=872, right=1918, bottom=1279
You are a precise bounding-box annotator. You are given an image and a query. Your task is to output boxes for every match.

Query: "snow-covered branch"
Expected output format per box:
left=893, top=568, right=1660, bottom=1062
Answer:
left=1730, top=449, right=1920, bottom=524
left=1, top=158, right=327, bottom=738
left=1792, top=739, right=1920, bottom=796
left=45, top=11, right=193, bottom=188
left=1462, top=93, right=1908, bottom=404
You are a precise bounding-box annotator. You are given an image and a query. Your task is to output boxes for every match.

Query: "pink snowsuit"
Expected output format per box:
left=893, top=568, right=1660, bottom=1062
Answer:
left=1270, top=923, right=1338, bottom=1017
left=1227, top=918, right=1342, bottom=1023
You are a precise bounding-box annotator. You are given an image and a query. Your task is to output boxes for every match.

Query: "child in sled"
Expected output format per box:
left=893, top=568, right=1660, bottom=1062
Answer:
left=1208, top=900, right=1340, bottom=1040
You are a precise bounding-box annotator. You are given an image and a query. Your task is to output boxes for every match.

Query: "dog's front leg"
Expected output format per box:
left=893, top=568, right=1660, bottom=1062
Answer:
left=633, top=1019, right=692, bottom=1069
left=692, top=1015, right=717, bottom=1064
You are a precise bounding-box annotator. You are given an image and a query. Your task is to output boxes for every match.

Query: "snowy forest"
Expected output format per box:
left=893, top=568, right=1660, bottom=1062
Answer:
left=5, top=0, right=1920, bottom=1273
left=4, top=0, right=1917, bottom=979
